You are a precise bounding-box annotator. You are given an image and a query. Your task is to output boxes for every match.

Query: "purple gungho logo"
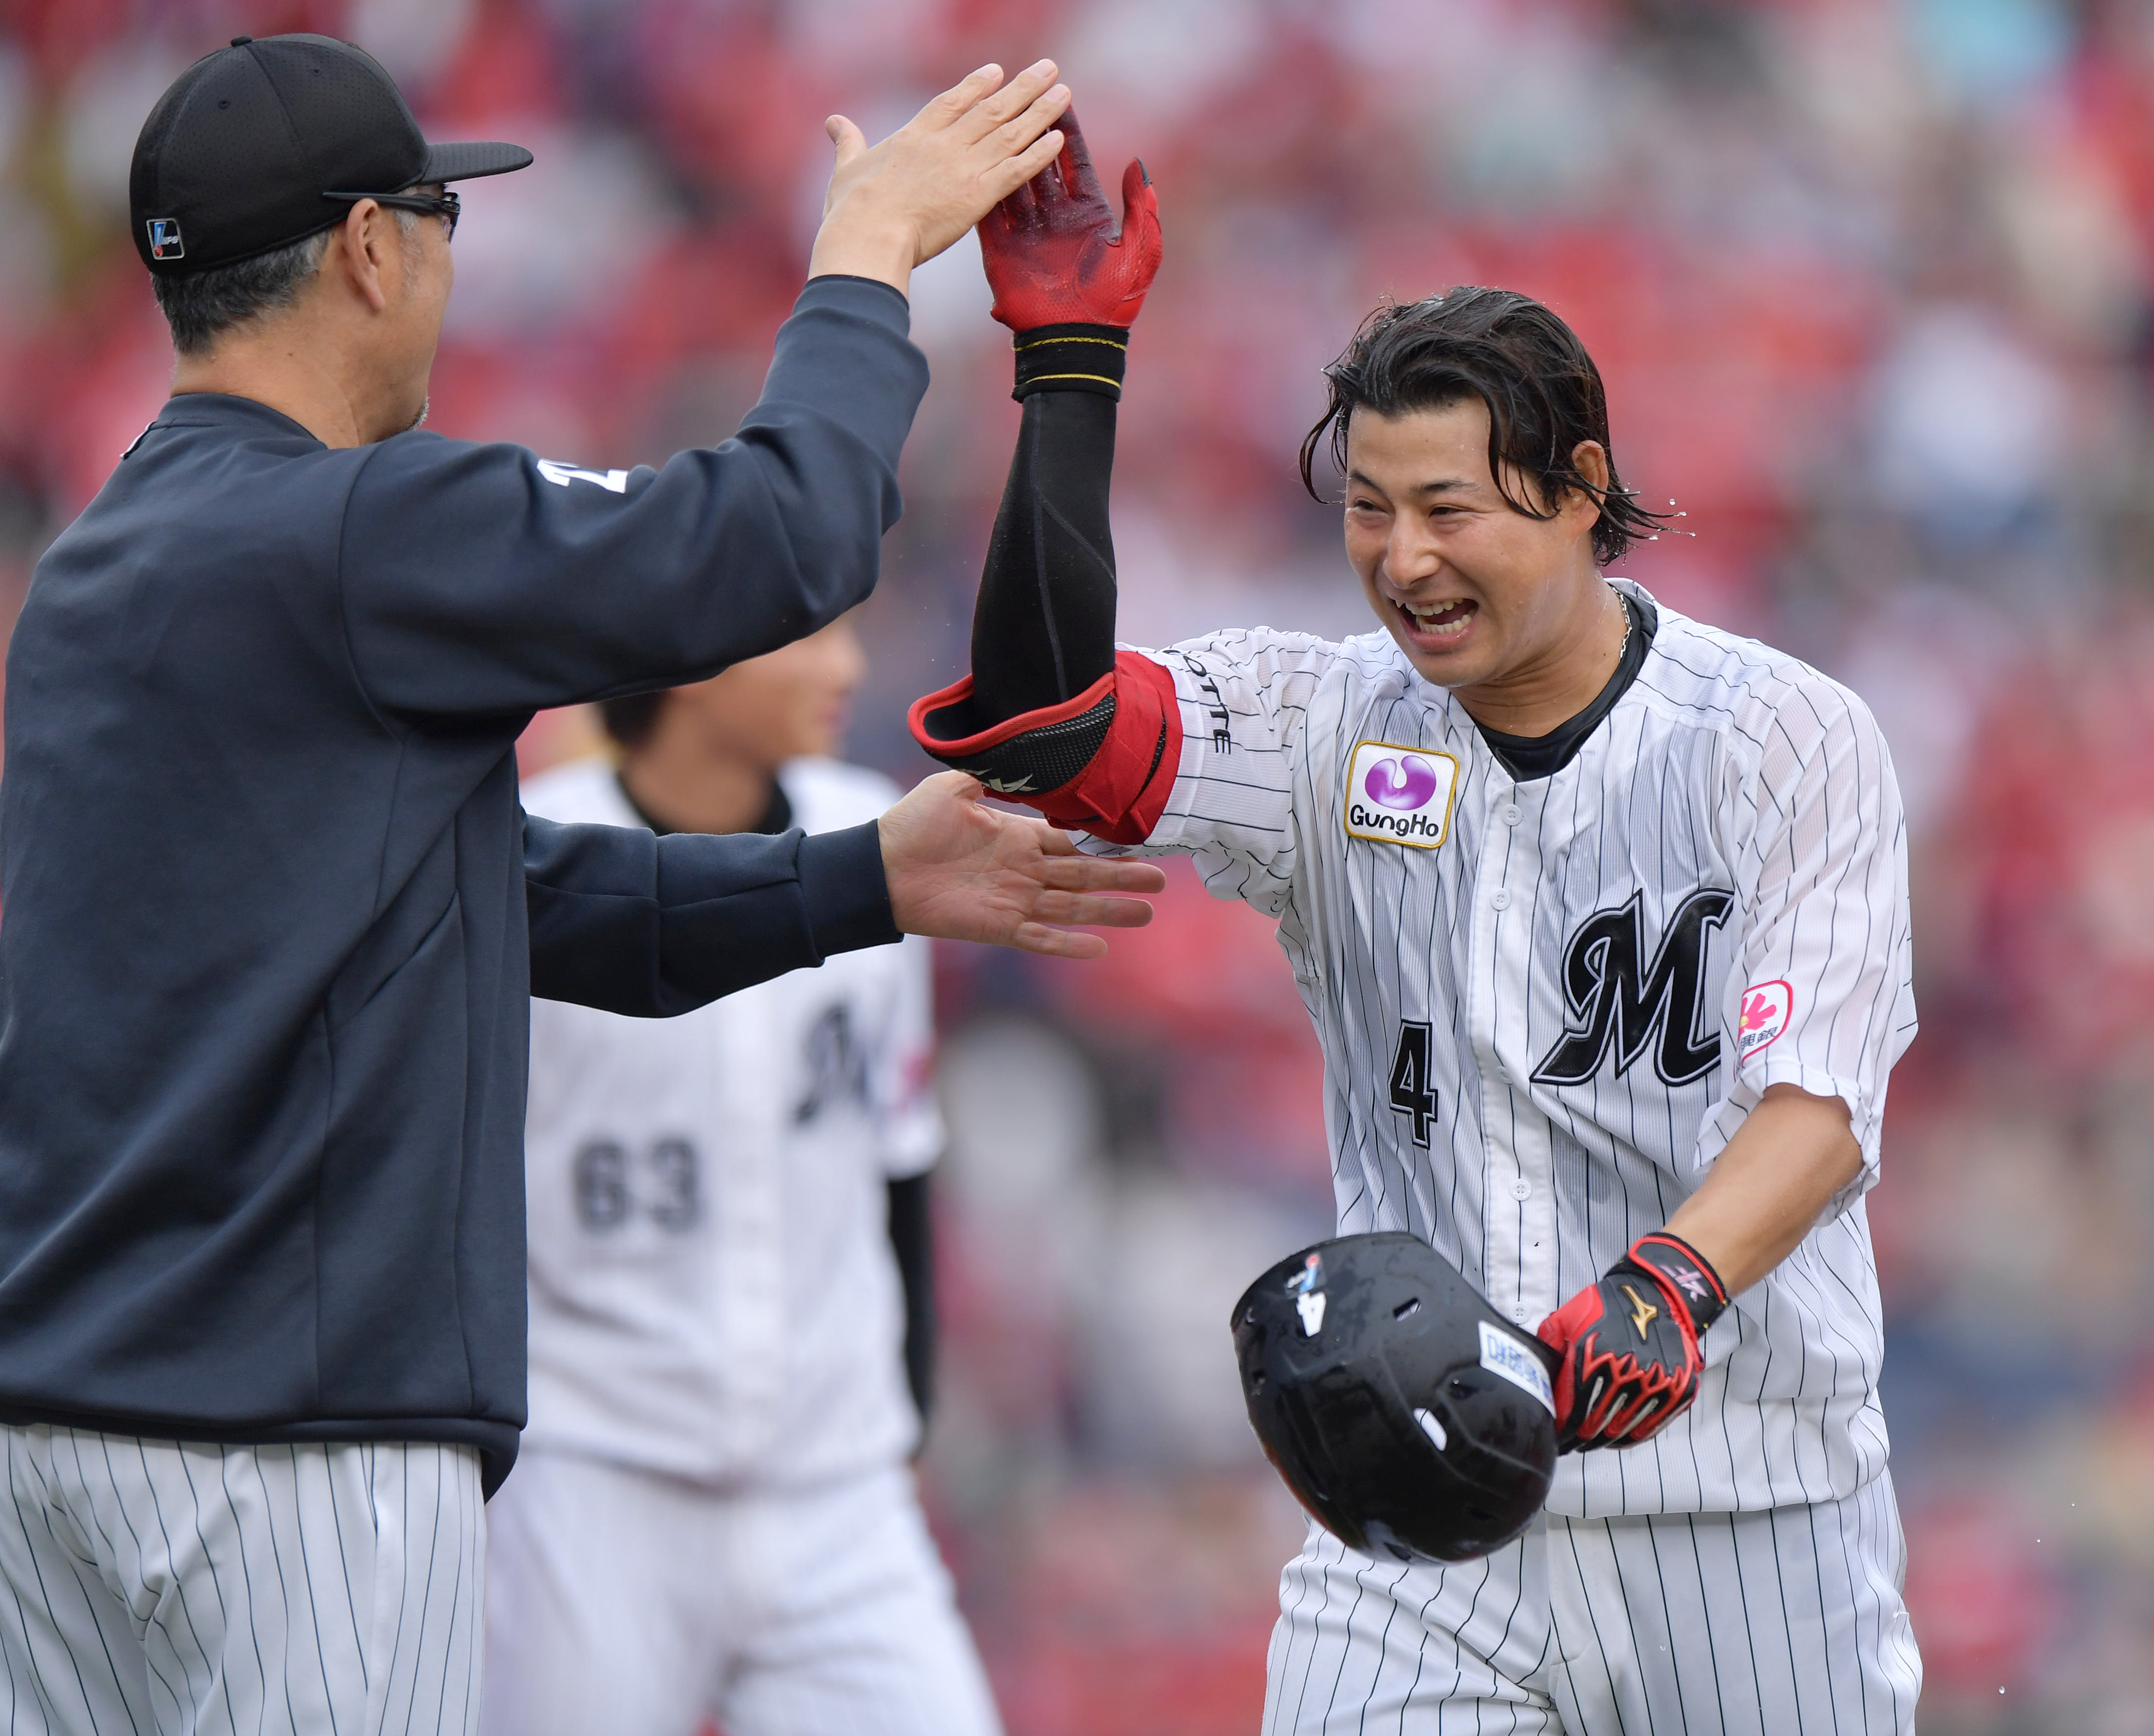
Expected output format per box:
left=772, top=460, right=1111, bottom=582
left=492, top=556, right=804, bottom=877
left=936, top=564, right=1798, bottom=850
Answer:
left=1344, top=741, right=1457, bottom=849
left=1364, top=754, right=1442, bottom=811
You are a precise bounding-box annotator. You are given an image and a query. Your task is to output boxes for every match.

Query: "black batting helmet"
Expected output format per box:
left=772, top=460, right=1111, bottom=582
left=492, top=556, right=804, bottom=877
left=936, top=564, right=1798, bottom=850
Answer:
left=1232, top=1232, right=1559, bottom=1564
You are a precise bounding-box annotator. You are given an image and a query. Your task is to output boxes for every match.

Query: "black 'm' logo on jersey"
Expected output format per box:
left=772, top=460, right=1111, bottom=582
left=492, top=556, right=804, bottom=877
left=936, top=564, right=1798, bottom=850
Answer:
left=795, top=1004, right=870, bottom=1124
left=1531, top=888, right=1734, bottom=1088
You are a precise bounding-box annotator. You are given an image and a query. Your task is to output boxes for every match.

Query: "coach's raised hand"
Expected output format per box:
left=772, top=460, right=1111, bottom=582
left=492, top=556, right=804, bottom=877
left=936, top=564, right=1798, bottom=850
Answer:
left=811, top=61, right=1072, bottom=298
left=879, top=772, right=1165, bottom=959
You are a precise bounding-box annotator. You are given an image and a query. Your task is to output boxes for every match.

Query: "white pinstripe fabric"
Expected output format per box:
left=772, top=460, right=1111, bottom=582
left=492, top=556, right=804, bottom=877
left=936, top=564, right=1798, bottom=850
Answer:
left=1261, top=1473, right=1920, bottom=1734
left=0, top=1428, right=483, bottom=1736
left=1086, top=583, right=1916, bottom=1520
left=481, top=1451, right=1000, bottom=1736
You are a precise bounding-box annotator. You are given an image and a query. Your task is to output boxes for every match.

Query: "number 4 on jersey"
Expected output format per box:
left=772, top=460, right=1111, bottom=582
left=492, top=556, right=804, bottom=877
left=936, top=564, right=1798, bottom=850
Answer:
left=1389, top=1021, right=1438, bottom=1148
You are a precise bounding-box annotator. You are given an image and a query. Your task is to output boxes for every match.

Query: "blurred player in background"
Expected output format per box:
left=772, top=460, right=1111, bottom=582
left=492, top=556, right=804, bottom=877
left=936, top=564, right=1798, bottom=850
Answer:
left=483, top=617, right=1001, bottom=1736
left=911, top=129, right=1921, bottom=1732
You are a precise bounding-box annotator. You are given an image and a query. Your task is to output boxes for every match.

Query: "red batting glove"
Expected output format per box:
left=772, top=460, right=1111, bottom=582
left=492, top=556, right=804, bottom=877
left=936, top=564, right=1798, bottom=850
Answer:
left=978, top=107, right=1162, bottom=332
left=1537, top=1232, right=1729, bottom=1452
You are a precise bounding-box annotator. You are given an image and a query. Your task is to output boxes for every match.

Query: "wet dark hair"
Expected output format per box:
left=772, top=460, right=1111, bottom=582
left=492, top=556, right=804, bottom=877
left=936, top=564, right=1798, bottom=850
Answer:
left=1298, top=288, right=1671, bottom=566
left=598, top=692, right=667, bottom=748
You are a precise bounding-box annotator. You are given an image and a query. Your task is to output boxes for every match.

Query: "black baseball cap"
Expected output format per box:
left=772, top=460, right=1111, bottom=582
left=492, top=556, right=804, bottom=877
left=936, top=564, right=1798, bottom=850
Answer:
left=130, top=33, right=532, bottom=277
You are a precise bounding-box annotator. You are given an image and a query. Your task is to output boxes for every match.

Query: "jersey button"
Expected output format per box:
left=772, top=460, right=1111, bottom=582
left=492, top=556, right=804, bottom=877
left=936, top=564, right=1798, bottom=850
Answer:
left=1511, top=1179, right=1531, bottom=1201
left=1490, top=889, right=1511, bottom=910
left=1502, top=805, right=1522, bottom=825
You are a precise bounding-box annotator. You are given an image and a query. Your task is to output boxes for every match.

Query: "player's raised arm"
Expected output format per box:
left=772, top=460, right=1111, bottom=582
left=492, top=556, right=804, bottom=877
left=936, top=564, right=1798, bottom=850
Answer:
left=907, top=112, right=1177, bottom=844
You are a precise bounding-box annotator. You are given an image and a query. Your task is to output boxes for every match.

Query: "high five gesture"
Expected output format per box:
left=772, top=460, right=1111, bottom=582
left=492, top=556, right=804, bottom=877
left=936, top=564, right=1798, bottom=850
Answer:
left=812, top=61, right=1073, bottom=296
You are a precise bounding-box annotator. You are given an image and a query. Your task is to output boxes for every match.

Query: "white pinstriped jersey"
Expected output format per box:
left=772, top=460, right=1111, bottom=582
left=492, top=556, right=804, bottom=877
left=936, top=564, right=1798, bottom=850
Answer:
left=1089, top=581, right=1914, bottom=1519
left=521, top=757, right=941, bottom=1490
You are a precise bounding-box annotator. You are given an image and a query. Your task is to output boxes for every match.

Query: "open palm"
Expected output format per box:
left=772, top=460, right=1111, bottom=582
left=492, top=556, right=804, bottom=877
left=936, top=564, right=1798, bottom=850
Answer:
left=880, top=772, right=1164, bottom=958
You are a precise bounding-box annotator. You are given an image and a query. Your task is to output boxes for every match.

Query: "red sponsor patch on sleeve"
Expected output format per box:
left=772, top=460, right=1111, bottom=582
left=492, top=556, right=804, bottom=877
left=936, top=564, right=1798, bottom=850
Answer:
left=1736, top=980, right=1794, bottom=1061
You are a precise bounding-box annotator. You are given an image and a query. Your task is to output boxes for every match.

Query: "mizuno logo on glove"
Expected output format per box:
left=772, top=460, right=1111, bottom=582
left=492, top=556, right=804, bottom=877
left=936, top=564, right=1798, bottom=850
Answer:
left=1535, top=1231, right=1729, bottom=1453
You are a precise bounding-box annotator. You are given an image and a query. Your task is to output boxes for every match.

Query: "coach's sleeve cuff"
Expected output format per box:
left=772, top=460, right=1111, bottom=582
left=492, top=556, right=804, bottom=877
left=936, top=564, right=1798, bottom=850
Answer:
left=799, top=820, right=901, bottom=958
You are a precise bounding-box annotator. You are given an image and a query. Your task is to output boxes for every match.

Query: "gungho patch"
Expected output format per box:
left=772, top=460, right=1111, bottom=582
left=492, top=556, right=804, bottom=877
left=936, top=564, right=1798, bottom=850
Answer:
left=1343, top=741, right=1460, bottom=850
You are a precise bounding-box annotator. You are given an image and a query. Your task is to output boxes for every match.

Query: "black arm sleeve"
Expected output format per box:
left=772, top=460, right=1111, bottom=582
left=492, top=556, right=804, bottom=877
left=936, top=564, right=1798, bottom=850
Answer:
left=886, top=1172, right=937, bottom=1433
left=956, top=389, right=1122, bottom=731
left=524, top=812, right=898, bottom=1017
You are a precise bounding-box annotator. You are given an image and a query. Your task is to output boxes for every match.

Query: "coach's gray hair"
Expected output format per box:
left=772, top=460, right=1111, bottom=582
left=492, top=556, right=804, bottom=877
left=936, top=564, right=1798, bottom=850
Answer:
left=151, top=209, right=422, bottom=358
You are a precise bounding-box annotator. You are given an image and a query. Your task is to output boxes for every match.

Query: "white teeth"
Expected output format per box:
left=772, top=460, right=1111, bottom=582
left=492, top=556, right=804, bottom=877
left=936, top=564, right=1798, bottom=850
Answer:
left=1402, top=600, right=1472, bottom=636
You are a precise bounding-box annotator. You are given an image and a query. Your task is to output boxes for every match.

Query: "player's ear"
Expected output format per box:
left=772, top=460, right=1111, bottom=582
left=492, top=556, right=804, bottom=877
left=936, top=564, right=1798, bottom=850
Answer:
left=1564, top=440, right=1611, bottom=526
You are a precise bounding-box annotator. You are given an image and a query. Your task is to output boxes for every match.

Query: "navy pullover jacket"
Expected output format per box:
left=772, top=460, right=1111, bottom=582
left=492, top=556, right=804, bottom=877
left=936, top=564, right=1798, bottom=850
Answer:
left=0, top=277, right=925, bottom=1493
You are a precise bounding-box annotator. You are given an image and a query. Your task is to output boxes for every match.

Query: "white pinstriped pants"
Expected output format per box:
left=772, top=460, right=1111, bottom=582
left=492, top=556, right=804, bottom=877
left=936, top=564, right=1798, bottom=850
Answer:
left=481, top=1451, right=1002, bottom=1736
left=0, top=1427, right=485, bottom=1736
left=1265, top=1473, right=1922, bottom=1734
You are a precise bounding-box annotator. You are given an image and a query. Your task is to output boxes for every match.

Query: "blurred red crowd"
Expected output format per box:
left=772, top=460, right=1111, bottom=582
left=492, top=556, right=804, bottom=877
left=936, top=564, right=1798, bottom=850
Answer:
left=9, top=0, right=2154, bottom=1729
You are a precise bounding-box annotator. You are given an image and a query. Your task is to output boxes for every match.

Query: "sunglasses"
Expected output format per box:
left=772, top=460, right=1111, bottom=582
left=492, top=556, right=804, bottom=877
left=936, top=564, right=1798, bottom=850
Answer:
left=322, top=189, right=460, bottom=241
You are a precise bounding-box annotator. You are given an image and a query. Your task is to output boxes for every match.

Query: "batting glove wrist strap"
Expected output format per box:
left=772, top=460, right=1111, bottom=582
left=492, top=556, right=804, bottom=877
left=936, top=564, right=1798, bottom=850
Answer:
left=1537, top=1232, right=1727, bottom=1453
left=1011, top=323, right=1128, bottom=402
left=1626, top=1232, right=1728, bottom=1335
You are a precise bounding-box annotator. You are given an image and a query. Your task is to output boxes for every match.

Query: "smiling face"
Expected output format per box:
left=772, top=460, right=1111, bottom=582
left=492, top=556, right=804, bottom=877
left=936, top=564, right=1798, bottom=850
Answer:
left=1343, top=398, right=1617, bottom=718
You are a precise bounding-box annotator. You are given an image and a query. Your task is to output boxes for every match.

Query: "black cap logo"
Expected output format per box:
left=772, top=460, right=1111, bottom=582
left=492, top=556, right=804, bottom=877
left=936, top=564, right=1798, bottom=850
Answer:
left=131, top=34, right=530, bottom=279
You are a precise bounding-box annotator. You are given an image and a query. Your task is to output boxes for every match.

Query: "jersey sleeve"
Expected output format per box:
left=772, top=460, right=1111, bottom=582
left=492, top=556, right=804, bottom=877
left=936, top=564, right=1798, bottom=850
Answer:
left=337, top=277, right=927, bottom=719
left=1081, top=627, right=1343, bottom=920
left=870, top=934, right=944, bottom=1179
left=1698, top=675, right=1916, bottom=1203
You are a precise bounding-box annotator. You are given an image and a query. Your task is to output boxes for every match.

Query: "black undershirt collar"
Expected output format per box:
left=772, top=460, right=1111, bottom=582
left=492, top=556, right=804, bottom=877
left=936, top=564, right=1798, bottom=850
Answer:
left=615, top=772, right=793, bottom=838
left=1473, top=592, right=1657, bottom=783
